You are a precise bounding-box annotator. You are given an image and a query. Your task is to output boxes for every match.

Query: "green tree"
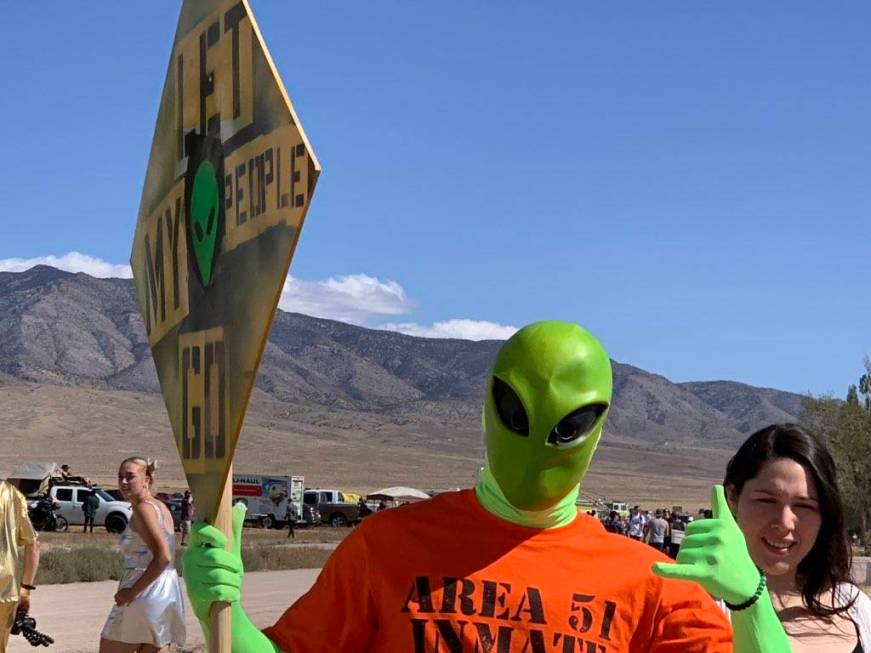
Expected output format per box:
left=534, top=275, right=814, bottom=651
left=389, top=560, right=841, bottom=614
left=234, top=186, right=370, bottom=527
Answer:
left=801, top=367, right=871, bottom=555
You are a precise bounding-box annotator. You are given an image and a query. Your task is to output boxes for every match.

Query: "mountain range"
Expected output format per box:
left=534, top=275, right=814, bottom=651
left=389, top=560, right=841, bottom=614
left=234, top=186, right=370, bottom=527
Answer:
left=0, top=266, right=807, bottom=505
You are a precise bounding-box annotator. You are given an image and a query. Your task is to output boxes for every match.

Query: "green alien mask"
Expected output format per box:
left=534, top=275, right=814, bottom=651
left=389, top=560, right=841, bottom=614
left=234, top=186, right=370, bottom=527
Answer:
left=188, top=160, right=221, bottom=286
left=477, top=321, right=612, bottom=527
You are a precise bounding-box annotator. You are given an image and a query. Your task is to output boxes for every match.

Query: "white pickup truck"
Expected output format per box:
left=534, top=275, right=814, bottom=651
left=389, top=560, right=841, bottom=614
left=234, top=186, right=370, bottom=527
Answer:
left=38, top=485, right=133, bottom=533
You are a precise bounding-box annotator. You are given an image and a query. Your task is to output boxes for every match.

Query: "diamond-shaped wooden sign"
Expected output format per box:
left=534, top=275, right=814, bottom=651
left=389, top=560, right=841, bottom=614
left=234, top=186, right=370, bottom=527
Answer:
left=130, top=0, right=319, bottom=522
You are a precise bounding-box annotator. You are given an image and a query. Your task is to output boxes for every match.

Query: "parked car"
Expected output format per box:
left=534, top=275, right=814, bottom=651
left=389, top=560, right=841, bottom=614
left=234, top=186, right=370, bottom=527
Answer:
left=359, top=500, right=381, bottom=518
left=303, top=489, right=359, bottom=527
left=37, top=485, right=133, bottom=533
left=161, top=498, right=183, bottom=531
left=301, top=503, right=321, bottom=528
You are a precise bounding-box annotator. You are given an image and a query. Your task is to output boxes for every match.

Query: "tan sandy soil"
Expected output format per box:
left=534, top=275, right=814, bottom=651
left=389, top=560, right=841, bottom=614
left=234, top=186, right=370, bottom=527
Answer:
left=0, top=384, right=732, bottom=511
left=11, top=567, right=869, bottom=653
left=37, top=526, right=349, bottom=552
left=8, top=569, right=319, bottom=653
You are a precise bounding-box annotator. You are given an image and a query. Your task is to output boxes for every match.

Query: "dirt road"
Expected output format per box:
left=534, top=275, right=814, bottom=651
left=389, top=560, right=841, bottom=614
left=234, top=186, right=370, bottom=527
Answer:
left=8, top=569, right=320, bottom=653
left=11, top=562, right=871, bottom=652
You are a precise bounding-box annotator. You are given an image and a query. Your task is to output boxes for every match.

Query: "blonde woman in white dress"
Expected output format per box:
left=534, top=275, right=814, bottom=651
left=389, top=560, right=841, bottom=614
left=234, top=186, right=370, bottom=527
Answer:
left=99, top=457, right=186, bottom=653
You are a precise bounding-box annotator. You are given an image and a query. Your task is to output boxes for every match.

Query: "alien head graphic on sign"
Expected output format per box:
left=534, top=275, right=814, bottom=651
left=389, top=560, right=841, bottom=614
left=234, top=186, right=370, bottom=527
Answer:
left=184, top=134, right=225, bottom=287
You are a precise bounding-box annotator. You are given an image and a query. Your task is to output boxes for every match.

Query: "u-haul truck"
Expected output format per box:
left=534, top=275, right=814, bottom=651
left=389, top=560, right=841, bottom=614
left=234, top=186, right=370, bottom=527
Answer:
left=232, top=473, right=304, bottom=529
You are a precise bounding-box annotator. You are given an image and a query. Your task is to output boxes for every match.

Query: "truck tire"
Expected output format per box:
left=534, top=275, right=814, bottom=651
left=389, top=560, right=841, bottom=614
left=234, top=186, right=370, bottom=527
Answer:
left=329, top=513, right=348, bottom=528
left=105, top=513, right=128, bottom=534
left=260, top=515, right=274, bottom=529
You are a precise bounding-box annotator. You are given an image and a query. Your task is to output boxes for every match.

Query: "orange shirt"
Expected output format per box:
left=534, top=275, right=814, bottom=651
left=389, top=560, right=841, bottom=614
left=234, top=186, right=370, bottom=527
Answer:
left=263, top=490, right=731, bottom=652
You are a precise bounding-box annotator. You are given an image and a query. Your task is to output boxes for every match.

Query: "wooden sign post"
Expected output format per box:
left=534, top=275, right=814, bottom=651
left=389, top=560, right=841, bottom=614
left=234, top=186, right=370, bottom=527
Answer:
left=130, top=2, right=319, bottom=650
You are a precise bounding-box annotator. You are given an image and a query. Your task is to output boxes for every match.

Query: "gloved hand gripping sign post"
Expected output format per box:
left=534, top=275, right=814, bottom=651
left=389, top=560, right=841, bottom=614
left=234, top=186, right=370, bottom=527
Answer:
left=129, top=2, right=319, bottom=651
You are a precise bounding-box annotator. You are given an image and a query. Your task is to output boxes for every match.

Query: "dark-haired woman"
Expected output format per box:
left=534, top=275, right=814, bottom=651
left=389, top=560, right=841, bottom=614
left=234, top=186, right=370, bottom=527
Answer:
left=722, top=423, right=871, bottom=652
left=656, top=423, right=871, bottom=652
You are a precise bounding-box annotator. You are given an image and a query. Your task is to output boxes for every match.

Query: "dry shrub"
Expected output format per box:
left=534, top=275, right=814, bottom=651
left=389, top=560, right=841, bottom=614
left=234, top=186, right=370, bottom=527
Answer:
left=36, top=543, right=328, bottom=584
left=176, top=544, right=330, bottom=578
left=241, top=545, right=332, bottom=572
left=35, top=546, right=123, bottom=585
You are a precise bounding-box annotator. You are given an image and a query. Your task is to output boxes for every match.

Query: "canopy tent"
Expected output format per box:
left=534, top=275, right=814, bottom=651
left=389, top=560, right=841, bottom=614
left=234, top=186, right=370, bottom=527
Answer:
left=6, top=462, right=61, bottom=496
left=367, top=486, right=431, bottom=503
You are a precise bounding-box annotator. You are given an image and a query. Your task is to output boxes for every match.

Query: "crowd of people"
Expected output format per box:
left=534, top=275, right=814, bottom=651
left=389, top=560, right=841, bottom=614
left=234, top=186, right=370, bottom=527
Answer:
left=0, top=325, right=870, bottom=652
left=594, top=505, right=714, bottom=559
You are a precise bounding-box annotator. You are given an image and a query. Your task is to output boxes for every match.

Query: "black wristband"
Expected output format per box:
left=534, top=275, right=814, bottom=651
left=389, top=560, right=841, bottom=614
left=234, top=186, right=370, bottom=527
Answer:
left=20, top=583, right=36, bottom=591
left=724, top=570, right=766, bottom=611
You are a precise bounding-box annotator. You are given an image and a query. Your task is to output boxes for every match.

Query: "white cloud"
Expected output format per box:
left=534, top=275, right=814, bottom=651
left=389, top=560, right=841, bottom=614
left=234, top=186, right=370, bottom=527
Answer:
left=379, top=319, right=517, bottom=341
left=0, top=252, right=132, bottom=278
left=0, top=252, right=515, bottom=341
left=278, top=273, right=412, bottom=324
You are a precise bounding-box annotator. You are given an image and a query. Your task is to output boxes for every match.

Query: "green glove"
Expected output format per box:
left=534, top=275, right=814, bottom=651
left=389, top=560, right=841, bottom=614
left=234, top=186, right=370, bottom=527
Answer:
left=652, top=485, right=791, bottom=653
left=182, top=503, right=283, bottom=653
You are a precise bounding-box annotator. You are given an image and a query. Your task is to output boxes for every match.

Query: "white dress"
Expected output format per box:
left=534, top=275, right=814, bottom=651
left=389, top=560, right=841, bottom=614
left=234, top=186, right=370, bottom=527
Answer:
left=100, top=500, right=186, bottom=647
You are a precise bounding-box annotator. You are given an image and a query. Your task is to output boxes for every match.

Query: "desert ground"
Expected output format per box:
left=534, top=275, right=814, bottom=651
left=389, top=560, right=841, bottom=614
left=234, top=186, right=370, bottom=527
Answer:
left=0, top=383, right=732, bottom=510
left=7, top=569, right=318, bottom=653
left=11, top=561, right=871, bottom=652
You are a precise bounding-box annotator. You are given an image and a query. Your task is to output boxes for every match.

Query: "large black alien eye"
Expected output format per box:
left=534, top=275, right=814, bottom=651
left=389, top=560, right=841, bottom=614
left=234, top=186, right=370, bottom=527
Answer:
left=547, top=404, right=608, bottom=446
left=492, top=377, right=529, bottom=436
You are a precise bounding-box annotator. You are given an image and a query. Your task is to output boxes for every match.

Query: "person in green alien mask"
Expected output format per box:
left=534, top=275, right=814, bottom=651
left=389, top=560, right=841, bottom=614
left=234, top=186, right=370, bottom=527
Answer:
left=182, top=321, right=788, bottom=652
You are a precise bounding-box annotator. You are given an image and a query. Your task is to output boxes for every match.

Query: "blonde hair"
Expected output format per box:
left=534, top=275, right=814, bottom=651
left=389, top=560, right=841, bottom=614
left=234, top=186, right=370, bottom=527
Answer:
left=121, top=456, right=158, bottom=483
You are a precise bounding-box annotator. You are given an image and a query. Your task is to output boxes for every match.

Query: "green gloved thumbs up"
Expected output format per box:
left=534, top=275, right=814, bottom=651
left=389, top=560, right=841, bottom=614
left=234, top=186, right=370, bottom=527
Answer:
left=653, top=485, right=759, bottom=604
left=652, top=485, right=791, bottom=653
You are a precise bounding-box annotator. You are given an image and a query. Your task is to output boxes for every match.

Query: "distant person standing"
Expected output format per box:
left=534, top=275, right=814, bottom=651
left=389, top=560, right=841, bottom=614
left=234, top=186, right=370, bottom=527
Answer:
left=179, top=491, right=194, bottom=546
left=0, top=479, right=40, bottom=653
left=82, top=488, right=100, bottom=533
left=286, top=503, right=297, bottom=539
left=662, top=509, right=672, bottom=551
left=627, top=506, right=644, bottom=541
left=668, top=516, right=685, bottom=559
left=603, top=510, right=625, bottom=535
left=646, top=509, right=670, bottom=552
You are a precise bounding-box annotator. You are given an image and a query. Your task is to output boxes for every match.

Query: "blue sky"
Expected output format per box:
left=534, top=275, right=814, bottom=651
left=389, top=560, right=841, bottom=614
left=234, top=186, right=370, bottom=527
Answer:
left=1, top=3, right=869, bottom=396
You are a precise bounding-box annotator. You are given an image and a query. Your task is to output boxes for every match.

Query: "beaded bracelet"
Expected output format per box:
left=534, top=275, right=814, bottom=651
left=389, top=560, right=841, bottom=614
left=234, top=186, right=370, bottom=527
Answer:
left=724, top=570, right=766, bottom=611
